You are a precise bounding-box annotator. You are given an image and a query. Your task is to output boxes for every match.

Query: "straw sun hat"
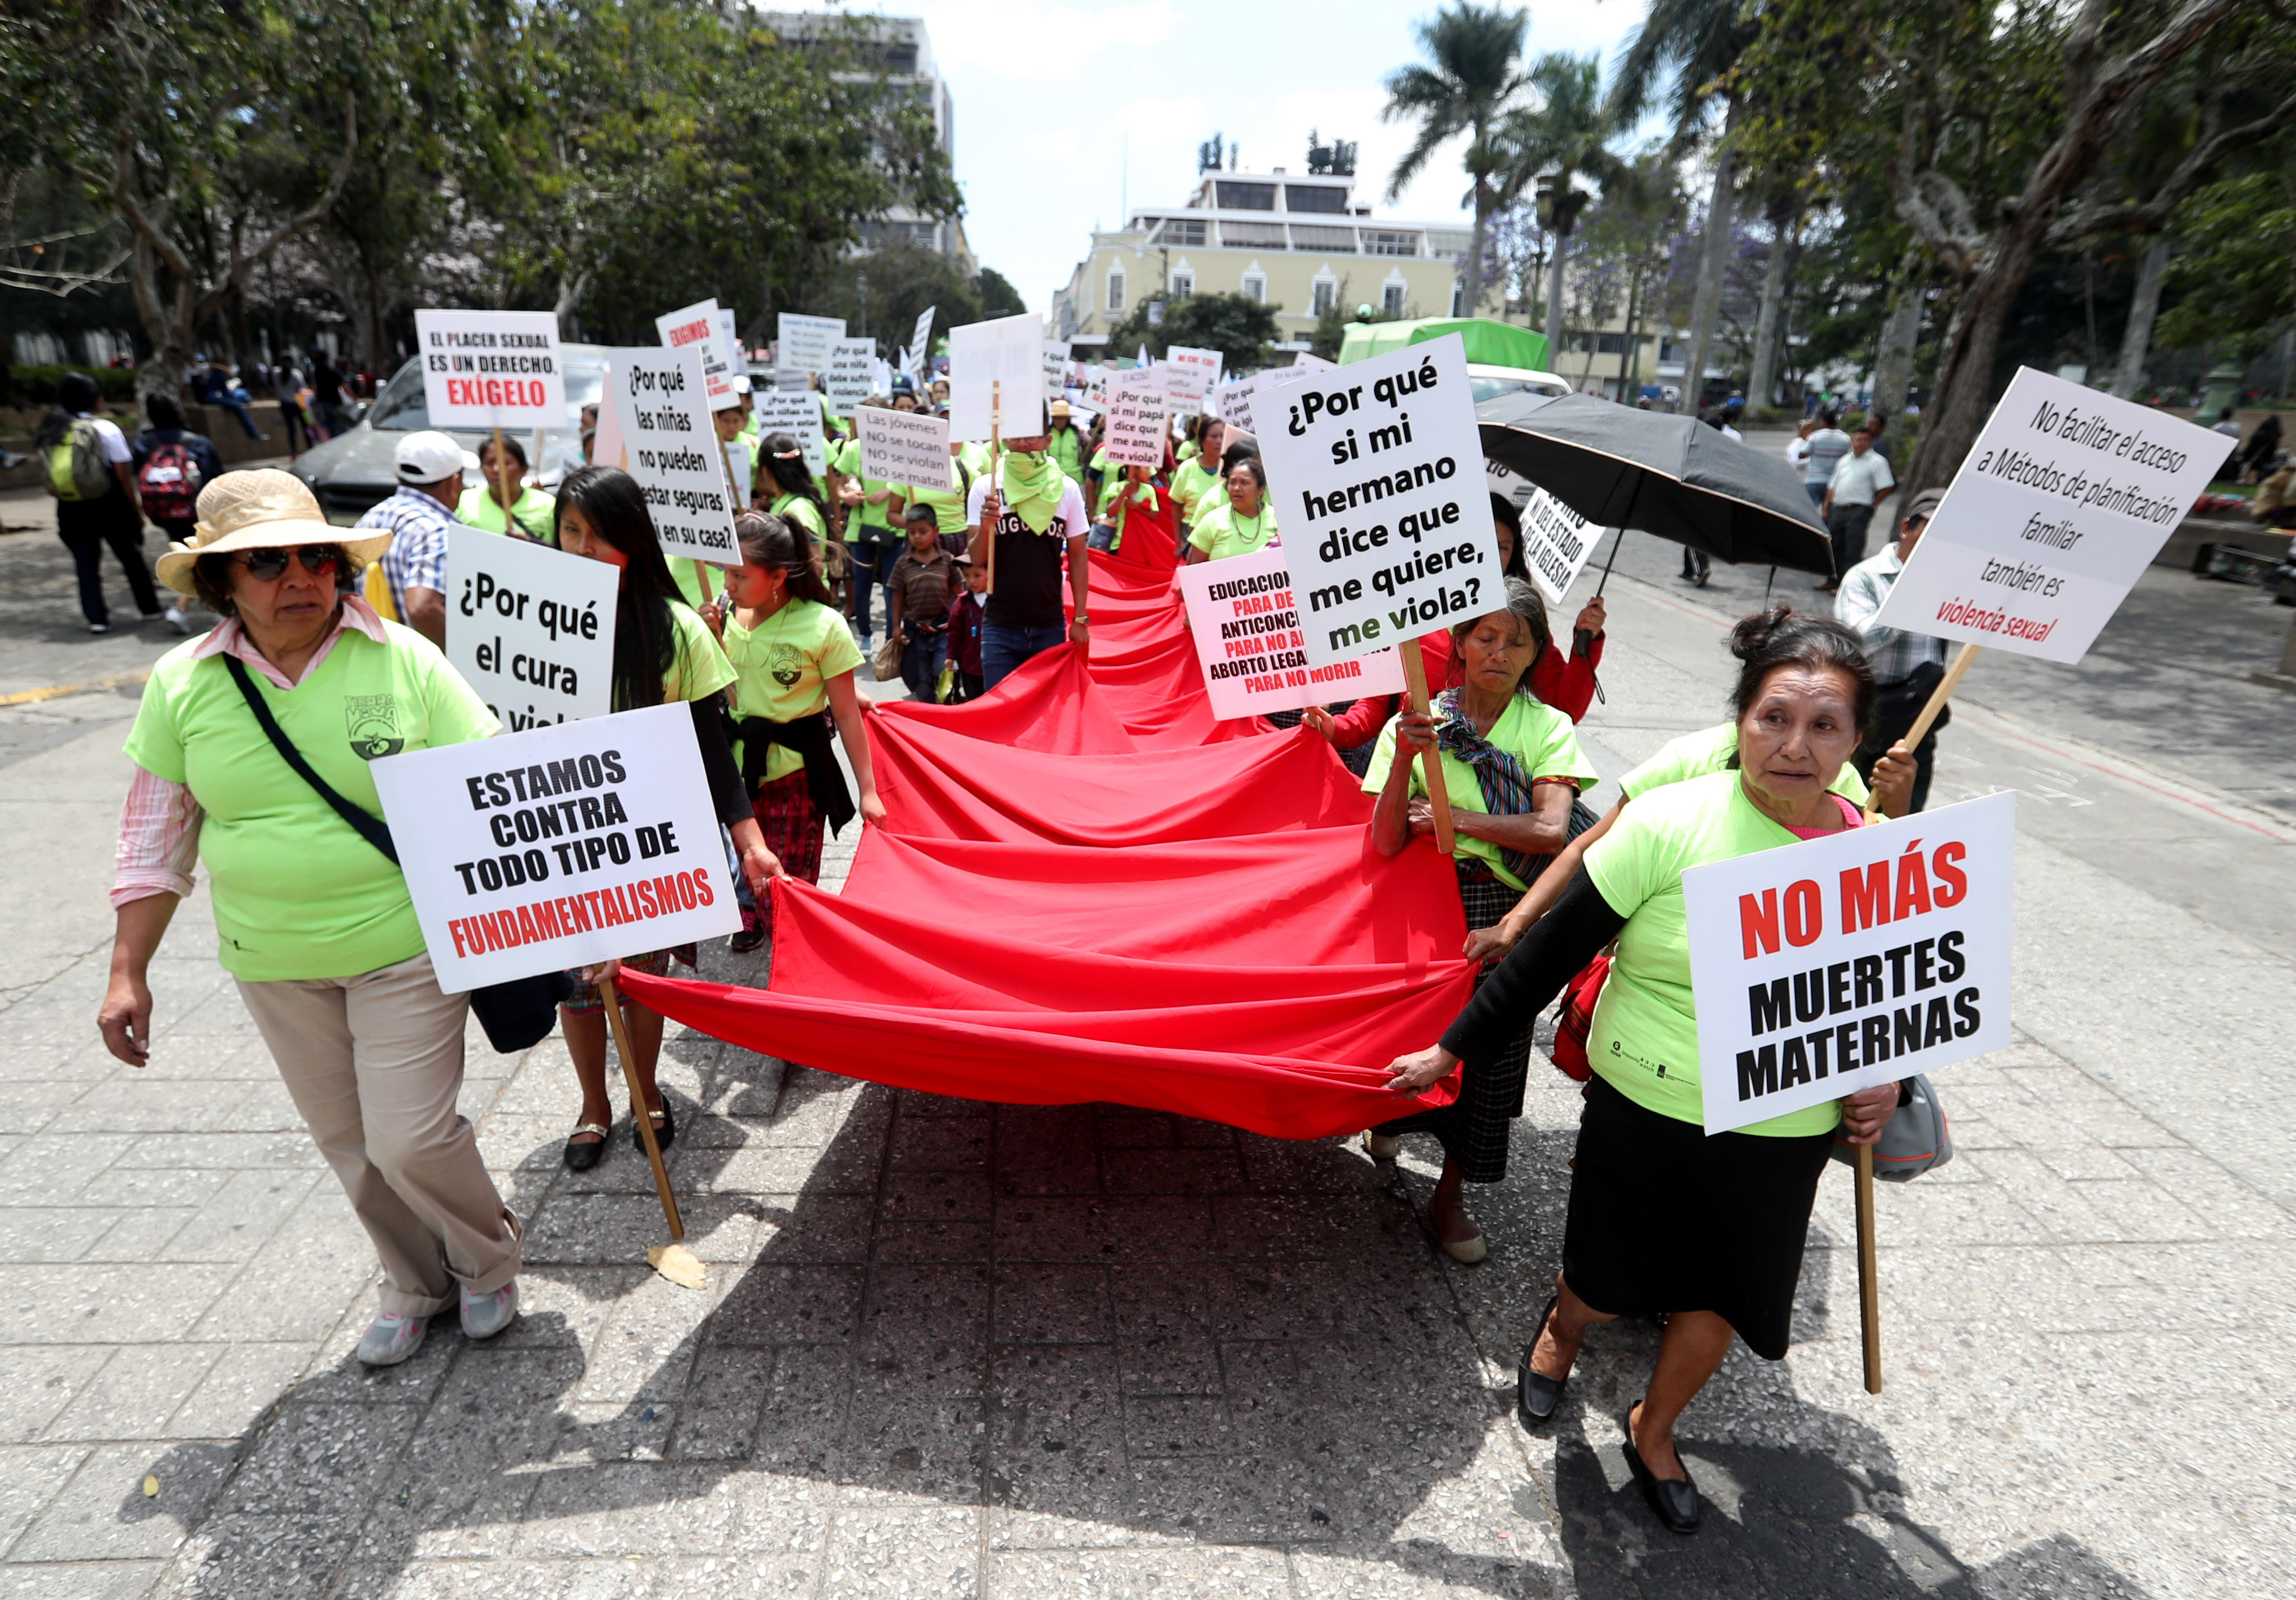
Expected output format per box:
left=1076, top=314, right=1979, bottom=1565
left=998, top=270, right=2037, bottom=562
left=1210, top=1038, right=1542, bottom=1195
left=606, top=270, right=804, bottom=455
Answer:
left=154, top=469, right=391, bottom=596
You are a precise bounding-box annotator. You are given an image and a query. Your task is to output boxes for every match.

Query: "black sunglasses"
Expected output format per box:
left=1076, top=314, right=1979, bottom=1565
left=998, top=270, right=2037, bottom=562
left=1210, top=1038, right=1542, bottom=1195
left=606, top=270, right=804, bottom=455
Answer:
left=235, top=545, right=344, bottom=580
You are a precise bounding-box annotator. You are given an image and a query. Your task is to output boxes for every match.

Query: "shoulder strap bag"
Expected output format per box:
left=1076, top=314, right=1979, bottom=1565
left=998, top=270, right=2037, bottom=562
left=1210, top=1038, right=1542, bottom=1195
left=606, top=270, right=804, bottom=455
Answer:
left=222, top=655, right=571, bottom=1052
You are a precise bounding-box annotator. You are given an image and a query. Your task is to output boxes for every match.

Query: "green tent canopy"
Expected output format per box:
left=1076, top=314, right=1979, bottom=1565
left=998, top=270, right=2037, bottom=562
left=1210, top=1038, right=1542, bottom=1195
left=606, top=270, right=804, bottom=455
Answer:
left=1337, top=318, right=1551, bottom=373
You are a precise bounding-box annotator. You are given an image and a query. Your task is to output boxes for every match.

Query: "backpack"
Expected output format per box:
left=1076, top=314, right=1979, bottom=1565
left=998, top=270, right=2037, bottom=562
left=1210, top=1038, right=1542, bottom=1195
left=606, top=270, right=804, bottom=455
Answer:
left=137, top=440, right=201, bottom=521
left=44, top=418, right=113, bottom=502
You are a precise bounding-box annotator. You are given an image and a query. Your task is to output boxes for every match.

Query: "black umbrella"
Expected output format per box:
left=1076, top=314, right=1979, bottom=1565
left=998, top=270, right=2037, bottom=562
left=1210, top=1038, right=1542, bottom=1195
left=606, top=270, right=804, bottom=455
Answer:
left=1478, top=391, right=1835, bottom=576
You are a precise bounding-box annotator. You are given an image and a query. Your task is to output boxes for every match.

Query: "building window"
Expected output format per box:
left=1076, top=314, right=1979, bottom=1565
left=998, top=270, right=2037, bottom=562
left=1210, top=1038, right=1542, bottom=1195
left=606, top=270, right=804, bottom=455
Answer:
left=1242, top=273, right=1266, bottom=302
left=1382, top=283, right=1406, bottom=317
left=1312, top=278, right=1337, bottom=315
left=1450, top=284, right=1464, bottom=317
left=1161, top=218, right=1205, bottom=246
left=1218, top=221, right=1287, bottom=248
left=1106, top=269, right=1126, bottom=313
left=1289, top=225, right=1357, bottom=252
left=1215, top=181, right=1278, bottom=211
left=1170, top=270, right=1194, bottom=298
left=1284, top=184, right=1348, bottom=214
left=1362, top=230, right=1420, bottom=257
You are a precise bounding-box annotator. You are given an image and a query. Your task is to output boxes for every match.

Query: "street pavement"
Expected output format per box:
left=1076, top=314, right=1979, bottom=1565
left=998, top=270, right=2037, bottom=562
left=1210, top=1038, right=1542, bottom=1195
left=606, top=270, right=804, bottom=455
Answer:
left=0, top=483, right=2291, bottom=1598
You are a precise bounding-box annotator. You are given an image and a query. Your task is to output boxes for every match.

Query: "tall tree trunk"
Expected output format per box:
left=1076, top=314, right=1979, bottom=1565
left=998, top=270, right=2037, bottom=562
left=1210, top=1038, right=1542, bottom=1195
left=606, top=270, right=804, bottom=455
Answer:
left=1463, top=182, right=1490, bottom=319
left=1904, top=222, right=2052, bottom=494
left=2110, top=234, right=2170, bottom=399
left=1622, top=269, right=1644, bottom=399
left=1871, top=266, right=1926, bottom=417
left=1544, top=229, right=1568, bottom=349
left=1745, top=211, right=1794, bottom=409
left=1680, top=97, right=1743, bottom=413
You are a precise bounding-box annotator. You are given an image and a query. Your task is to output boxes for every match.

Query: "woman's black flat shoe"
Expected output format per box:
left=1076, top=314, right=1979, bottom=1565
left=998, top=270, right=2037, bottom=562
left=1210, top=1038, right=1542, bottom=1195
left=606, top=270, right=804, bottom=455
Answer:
left=1517, top=1294, right=1567, bottom=1425
left=729, top=925, right=766, bottom=953
left=632, top=1101, right=675, bottom=1152
left=563, top=1123, right=609, bottom=1172
left=1621, top=1408, right=1701, bottom=1534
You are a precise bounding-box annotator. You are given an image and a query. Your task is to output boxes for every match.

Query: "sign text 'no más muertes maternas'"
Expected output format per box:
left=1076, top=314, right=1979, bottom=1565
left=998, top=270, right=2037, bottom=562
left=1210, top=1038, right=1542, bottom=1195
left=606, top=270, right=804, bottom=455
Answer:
left=414, top=309, right=565, bottom=433
left=1684, top=792, right=2014, bottom=1134
left=1869, top=367, right=2235, bottom=664
left=1177, top=545, right=1404, bottom=721
left=369, top=702, right=741, bottom=993
left=1254, top=336, right=1498, bottom=670
left=607, top=346, right=740, bottom=570
left=446, top=527, right=617, bottom=731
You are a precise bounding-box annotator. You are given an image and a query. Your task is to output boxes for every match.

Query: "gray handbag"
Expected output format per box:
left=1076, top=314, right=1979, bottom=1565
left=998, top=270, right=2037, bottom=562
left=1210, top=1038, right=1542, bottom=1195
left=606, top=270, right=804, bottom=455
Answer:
left=1830, top=1074, right=1953, bottom=1182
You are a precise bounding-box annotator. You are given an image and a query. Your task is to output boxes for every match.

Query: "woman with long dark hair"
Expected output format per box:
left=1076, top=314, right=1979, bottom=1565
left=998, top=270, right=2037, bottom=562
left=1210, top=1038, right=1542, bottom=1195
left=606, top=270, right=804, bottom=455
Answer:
left=550, top=465, right=781, bottom=1169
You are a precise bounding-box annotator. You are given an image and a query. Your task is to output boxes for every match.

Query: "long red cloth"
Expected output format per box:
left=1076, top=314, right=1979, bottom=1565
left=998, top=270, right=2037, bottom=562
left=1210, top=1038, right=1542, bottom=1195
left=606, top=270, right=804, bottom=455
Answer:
left=618, top=504, right=1476, bottom=1139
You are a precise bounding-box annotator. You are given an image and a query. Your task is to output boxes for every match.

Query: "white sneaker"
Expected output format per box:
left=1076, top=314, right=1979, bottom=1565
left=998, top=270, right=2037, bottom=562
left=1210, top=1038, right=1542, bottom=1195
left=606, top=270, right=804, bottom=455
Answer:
left=87, top=621, right=109, bottom=635
left=354, top=1311, right=428, bottom=1367
left=164, top=606, right=192, bottom=635
left=460, top=1281, right=518, bottom=1340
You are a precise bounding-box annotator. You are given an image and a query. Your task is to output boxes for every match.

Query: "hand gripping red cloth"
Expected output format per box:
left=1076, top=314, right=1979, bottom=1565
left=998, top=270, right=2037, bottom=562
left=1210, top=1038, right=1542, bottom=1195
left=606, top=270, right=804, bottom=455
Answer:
left=616, top=554, right=1474, bottom=1140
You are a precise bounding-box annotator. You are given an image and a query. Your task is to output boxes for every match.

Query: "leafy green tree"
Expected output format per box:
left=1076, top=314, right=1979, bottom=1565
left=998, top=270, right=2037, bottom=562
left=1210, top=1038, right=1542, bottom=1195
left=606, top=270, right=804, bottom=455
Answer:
left=1501, top=53, right=1629, bottom=346
left=975, top=267, right=1026, bottom=319
left=1106, top=291, right=1285, bottom=372
left=808, top=242, right=981, bottom=347
left=2153, top=171, right=2296, bottom=361
left=1382, top=3, right=1530, bottom=321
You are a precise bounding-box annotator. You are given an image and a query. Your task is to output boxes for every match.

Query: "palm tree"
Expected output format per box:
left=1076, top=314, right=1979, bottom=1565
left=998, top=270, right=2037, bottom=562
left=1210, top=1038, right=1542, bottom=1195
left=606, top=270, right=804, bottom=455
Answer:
left=1501, top=52, right=1629, bottom=347
left=1607, top=0, right=1758, bottom=409
left=1382, top=2, right=1531, bottom=319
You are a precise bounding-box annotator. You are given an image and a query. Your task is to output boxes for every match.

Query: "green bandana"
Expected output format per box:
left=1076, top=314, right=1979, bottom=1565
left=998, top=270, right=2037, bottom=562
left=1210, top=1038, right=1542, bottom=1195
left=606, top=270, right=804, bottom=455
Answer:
left=1001, top=450, right=1063, bottom=534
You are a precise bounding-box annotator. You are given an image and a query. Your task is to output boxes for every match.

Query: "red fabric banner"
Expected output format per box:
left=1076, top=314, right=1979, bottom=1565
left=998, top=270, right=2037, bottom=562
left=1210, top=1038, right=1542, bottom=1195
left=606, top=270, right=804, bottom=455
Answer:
left=618, top=513, right=1476, bottom=1140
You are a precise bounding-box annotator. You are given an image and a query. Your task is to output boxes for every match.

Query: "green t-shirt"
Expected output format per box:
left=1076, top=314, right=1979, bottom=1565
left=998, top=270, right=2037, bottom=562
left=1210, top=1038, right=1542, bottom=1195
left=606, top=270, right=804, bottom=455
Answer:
left=456, top=485, right=557, bottom=543
left=1622, top=722, right=1868, bottom=808
left=124, top=623, right=499, bottom=982
left=1583, top=770, right=1846, bottom=1137
left=832, top=439, right=894, bottom=539
left=1188, top=502, right=1276, bottom=562
left=772, top=493, right=830, bottom=546
left=1171, top=458, right=1222, bottom=524
left=657, top=599, right=738, bottom=706
left=1360, top=694, right=1600, bottom=891
left=723, top=598, right=862, bottom=783
left=669, top=559, right=730, bottom=611
left=1047, top=425, right=1085, bottom=481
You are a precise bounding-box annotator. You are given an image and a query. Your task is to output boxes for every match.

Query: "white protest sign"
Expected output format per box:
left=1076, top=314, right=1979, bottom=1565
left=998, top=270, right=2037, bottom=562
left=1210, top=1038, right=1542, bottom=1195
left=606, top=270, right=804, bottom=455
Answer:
left=1178, top=546, right=1404, bottom=721
left=1216, top=366, right=1311, bottom=436
left=1870, top=367, right=2233, bottom=663
left=591, top=366, right=627, bottom=467
left=413, top=309, right=566, bottom=432
left=717, top=307, right=746, bottom=375
left=447, top=527, right=617, bottom=731
left=947, top=312, right=1047, bottom=441
left=1486, top=459, right=1533, bottom=510
left=752, top=390, right=828, bottom=478
left=1685, top=791, right=2014, bottom=1134
left=1042, top=339, right=1072, bottom=402
left=1293, top=352, right=1338, bottom=372
left=1163, top=345, right=1224, bottom=410
left=911, top=306, right=936, bottom=364
left=1517, top=485, right=1603, bottom=607
left=1256, top=335, right=1494, bottom=668
left=610, top=345, right=740, bottom=569
left=370, top=702, right=741, bottom=994
left=1101, top=372, right=1168, bottom=469
left=777, top=313, right=846, bottom=377
left=874, top=357, right=894, bottom=397
left=856, top=407, right=954, bottom=491
left=656, top=300, right=737, bottom=412
left=827, top=338, right=875, bottom=415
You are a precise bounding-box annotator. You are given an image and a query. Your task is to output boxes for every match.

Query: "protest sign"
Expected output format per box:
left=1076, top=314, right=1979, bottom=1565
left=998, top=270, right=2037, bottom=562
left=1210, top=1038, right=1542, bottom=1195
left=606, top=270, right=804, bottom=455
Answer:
left=1163, top=345, right=1224, bottom=410
left=1216, top=366, right=1310, bottom=436
left=1042, top=339, right=1072, bottom=402
left=1178, top=546, right=1405, bottom=720
left=911, top=306, right=936, bottom=366
left=414, top=309, right=565, bottom=432
left=773, top=369, right=811, bottom=393
left=777, top=313, right=845, bottom=378
left=1684, top=791, right=2014, bottom=1134
left=370, top=701, right=740, bottom=995
left=592, top=359, right=627, bottom=467
left=1517, top=485, right=1602, bottom=607
left=1255, top=334, right=1495, bottom=670
left=752, top=390, right=828, bottom=478
left=1486, top=459, right=1533, bottom=510
left=857, top=406, right=954, bottom=490
left=656, top=299, right=737, bottom=411
left=610, top=345, right=740, bottom=569
left=447, top=526, right=617, bottom=731
left=1870, top=367, right=2233, bottom=664
left=1101, top=372, right=1168, bottom=469
left=1292, top=352, right=1337, bottom=372
left=827, top=337, right=875, bottom=415
left=947, top=311, right=1047, bottom=441
left=717, top=307, right=746, bottom=374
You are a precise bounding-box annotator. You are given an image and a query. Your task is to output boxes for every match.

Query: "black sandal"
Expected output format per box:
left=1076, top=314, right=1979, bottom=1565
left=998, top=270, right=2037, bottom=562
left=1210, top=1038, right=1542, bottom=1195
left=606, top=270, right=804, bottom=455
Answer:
left=631, top=1101, right=675, bottom=1152
left=563, top=1122, right=609, bottom=1172
left=1517, top=1294, right=1568, bottom=1425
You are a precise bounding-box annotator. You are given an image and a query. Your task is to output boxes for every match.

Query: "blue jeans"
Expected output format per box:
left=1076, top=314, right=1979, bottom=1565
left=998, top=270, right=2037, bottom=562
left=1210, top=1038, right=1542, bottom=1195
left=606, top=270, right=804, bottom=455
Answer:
left=981, top=621, right=1066, bottom=689
left=900, top=631, right=946, bottom=701
left=1804, top=481, right=1826, bottom=507
left=847, top=540, right=884, bottom=637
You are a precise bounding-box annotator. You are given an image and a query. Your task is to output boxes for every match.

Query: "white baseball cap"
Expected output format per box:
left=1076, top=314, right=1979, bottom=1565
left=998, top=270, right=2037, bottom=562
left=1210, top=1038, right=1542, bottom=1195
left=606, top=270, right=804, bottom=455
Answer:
left=395, top=430, right=466, bottom=485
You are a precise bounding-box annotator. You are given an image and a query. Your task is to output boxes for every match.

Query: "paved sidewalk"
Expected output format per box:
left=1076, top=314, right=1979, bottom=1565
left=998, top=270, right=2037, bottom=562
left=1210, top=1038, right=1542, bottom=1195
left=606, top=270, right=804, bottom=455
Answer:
left=0, top=575, right=2289, bottom=1596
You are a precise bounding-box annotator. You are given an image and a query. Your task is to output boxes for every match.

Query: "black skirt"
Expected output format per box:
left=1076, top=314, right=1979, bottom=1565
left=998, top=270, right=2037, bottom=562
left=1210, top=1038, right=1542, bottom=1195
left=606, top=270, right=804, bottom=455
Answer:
left=1561, top=1075, right=1834, bottom=1360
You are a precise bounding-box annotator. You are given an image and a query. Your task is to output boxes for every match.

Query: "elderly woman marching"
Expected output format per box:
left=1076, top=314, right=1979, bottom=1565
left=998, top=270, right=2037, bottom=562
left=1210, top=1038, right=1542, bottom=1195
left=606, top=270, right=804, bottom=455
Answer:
left=1382, top=606, right=1901, bottom=1536
left=97, top=470, right=523, bottom=1367
left=1361, top=577, right=1598, bottom=1263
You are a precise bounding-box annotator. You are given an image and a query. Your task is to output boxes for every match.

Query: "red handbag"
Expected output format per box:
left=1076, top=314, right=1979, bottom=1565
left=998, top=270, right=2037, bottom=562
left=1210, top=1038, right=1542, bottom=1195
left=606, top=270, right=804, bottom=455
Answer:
left=1547, top=954, right=1610, bottom=1082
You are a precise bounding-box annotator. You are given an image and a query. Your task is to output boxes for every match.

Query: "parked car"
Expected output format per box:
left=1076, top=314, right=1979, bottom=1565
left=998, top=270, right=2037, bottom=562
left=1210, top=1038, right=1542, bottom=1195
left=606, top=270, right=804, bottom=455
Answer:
left=290, top=345, right=607, bottom=525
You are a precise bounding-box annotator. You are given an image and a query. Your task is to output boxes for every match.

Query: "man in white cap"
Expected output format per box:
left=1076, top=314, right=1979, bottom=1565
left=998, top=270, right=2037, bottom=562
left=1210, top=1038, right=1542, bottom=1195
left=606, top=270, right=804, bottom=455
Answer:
left=353, top=430, right=468, bottom=647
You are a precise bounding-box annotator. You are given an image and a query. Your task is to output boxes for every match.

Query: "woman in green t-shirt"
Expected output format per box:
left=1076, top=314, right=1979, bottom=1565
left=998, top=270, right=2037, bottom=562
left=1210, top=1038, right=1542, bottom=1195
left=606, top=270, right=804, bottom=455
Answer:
left=1170, top=416, right=1225, bottom=526
left=1362, top=579, right=1598, bottom=1264
left=1382, top=607, right=1903, bottom=1536
left=1184, top=458, right=1276, bottom=564
left=100, top=469, right=521, bottom=1370
left=457, top=435, right=556, bottom=541
left=552, top=466, right=782, bottom=1171
left=702, top=510, right=884, bottom=954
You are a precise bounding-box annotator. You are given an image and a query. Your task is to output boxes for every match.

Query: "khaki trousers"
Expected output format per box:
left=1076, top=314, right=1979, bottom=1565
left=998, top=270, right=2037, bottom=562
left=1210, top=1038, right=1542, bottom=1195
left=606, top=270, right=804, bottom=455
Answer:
left=237, top=951, right=520, bottom=1317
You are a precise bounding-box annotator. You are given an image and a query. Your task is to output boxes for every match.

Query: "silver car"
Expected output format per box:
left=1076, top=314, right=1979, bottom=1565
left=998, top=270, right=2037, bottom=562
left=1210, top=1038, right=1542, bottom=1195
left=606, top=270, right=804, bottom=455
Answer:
left=290, top=345, right=608, bottom=525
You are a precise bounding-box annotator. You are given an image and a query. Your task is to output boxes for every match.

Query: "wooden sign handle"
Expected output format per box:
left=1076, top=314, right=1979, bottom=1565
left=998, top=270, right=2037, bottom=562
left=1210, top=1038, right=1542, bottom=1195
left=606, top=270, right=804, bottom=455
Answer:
left=1395, top=636, right=1456, bottom=856
left=597, top=975, right=683, bottom=1241
left=1855, top=1141, right=1881, bottom=1392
